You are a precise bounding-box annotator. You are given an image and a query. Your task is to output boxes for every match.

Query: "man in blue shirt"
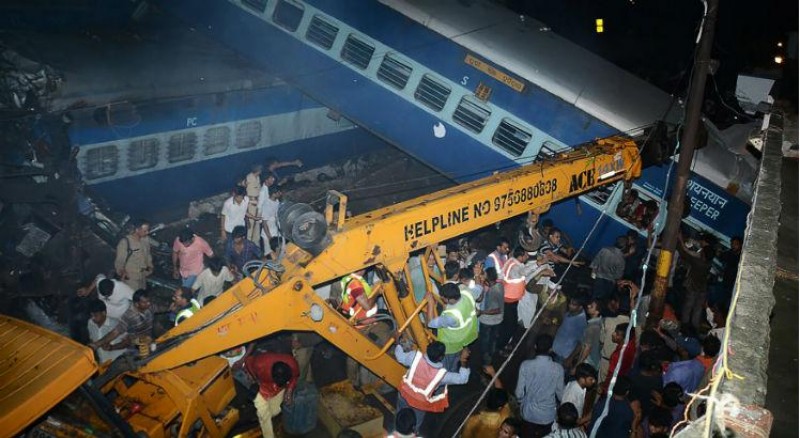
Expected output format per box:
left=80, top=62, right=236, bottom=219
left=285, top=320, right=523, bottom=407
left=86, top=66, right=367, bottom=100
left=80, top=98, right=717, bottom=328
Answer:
left=225, top=225, right=262, bottom=280
left=515, top=334, right=565, bottom=437
left=588, top=375, right=636, bottom=437
left=663, top=352, right=705, bottom=394
left=552, top=296, right=588, bottom=366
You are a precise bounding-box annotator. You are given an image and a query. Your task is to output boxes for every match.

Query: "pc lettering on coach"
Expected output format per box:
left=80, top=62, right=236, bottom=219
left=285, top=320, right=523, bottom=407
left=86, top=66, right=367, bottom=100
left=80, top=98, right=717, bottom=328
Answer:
left=687, top=180, right=728, bottom=221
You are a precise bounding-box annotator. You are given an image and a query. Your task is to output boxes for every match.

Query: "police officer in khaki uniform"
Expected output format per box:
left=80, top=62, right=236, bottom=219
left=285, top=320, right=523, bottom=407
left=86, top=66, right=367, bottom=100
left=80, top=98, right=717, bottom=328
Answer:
left=240, top=164, right=263, bottom=243
left=115, top=219, right=153, bottom=291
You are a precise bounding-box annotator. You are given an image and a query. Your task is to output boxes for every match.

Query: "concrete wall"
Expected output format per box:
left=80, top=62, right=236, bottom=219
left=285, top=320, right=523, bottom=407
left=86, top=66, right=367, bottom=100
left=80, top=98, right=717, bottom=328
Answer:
left=674, top=116, right=784, bottom=438
left=719, top=115, right=783, bottom=405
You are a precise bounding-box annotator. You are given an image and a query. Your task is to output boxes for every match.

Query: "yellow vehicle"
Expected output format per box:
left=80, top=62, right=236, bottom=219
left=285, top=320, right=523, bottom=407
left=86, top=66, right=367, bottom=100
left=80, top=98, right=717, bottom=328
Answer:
left=9, top=136, right=641, bottom=436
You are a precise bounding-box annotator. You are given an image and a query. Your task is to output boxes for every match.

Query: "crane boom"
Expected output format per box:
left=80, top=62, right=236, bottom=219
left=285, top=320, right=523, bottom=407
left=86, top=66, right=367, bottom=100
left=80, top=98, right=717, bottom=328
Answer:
left=145, top=135, right=640, bottom=368
left=105, top=136, right=641, bottom=436
left=300, top=136, right=641, bottom=284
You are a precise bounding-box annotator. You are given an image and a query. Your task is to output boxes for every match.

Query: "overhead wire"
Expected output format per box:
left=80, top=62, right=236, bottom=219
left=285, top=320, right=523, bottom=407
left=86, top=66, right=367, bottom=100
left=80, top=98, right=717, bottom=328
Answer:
left=449, top=27, right=704, bottom=436
left=450, top=11, right=703, bottom=435
left=588, top=134, right=681, bottom=438
left=452, top=115, right=664, bottom=437
left=588, top=1, right=729, bottom=433
left=450, top=163, right=631, bottom=437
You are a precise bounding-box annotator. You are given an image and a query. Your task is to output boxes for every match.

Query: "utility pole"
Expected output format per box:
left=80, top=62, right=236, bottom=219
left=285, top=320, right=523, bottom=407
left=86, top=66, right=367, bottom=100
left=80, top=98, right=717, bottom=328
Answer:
left=646, top=0, right=719, bottom=327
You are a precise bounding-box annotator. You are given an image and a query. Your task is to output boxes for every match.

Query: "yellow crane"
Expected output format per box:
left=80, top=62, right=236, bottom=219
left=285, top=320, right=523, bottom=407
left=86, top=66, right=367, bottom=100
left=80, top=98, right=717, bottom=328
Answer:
left=8, top=135, right=641, bottom=437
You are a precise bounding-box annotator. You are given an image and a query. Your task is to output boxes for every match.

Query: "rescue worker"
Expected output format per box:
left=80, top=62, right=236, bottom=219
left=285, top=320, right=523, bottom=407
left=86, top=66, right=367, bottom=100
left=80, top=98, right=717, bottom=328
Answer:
left=338, top=269, right=388, bottom=387
left=484, top=237, right=510, bottom=279
left=115, top=219, right=153, bottom=291
left=426, top=282, right=478, bottom=371
left=395, top=339, right=470, bottom=433
left=497, top=247, right=529, bottom=349
left=339, top=269, right=378, bottom=320
left=170, top=287, right=201, bottom=326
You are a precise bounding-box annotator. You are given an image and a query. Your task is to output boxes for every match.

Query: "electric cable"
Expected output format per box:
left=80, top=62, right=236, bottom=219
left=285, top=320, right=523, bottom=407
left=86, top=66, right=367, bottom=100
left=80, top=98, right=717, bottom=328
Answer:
left=588, top=136, right=681, bottom=438
left=451, top=127, right=657, bottom=437
left=451, top=76, right=692, bottom=436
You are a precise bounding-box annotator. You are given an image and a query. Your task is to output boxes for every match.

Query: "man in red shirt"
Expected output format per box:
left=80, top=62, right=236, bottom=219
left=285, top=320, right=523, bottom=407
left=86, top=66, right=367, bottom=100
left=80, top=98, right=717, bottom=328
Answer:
left=602, top=323, right=637, bottom=394
left=244, top=352, right=300, bottom=438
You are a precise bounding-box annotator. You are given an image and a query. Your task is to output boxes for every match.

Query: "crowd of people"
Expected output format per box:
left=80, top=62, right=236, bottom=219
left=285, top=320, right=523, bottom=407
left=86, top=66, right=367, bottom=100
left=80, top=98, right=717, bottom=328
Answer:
left=385, top=202, right=740, bottom=438
left=73, top=158, right=307, bottom=438
left=70, top=159, right=743, bottom=437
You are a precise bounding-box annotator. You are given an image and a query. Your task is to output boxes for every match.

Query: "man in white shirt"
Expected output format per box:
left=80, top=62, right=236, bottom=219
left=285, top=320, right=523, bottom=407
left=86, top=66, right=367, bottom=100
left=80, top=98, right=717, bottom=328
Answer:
left=561, top=363, right=597, bottom=426
left=192, top=256, right=235, bottom=304
left=87, top=300, right=126, bottom=364
left=77, top=274, right=134, bottom=320
left=258, top=185, right=283, bottom=253
left=220, top=186, right=250, bottom=242
left=257, top=172, right=277, bottom=207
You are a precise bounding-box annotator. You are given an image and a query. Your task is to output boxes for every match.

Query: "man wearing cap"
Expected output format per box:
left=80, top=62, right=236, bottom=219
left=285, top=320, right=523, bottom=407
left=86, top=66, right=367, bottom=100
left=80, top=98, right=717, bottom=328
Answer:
left=240, top=164, right=263, bottom=243
left=115, top=219, right=153, bottom=291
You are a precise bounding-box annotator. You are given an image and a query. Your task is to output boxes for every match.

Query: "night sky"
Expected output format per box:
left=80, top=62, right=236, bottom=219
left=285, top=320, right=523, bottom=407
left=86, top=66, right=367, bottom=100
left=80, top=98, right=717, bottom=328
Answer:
left=504, top=0, right=798, bottom=103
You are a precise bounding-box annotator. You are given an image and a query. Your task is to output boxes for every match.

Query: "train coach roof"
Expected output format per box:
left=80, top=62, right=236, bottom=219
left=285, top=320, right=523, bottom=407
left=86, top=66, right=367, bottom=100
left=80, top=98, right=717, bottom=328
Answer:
left=381, top=0, right=683, bottom=135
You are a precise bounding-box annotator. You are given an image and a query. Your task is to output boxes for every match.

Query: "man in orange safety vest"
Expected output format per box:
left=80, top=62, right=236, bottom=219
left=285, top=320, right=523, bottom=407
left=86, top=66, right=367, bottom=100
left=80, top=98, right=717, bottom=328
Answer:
left=339, top=269, right=378, bottom=320
left=395, top=340, right=470, bottom=433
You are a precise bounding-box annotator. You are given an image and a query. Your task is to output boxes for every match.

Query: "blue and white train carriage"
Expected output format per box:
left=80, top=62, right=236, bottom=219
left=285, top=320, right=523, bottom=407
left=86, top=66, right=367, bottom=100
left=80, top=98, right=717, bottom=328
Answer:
left=24, top=17, right=395, bottom=217
left=71, top=86, right=380, bottom=216
left=157, top=0, right=753, bottom=248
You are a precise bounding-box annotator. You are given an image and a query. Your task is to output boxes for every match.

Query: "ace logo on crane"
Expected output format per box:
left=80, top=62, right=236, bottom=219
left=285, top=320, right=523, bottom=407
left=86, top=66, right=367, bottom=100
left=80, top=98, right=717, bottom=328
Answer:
left=569, top=169, right=596, bottom=193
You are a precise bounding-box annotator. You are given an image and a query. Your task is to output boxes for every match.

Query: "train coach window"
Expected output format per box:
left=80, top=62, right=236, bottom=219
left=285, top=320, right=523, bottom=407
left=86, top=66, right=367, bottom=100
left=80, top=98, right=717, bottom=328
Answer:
left=341, top=34, right=375, bottom=70
left=273, top=0, right=304, bottom=32
left=453, top=96, right=491, bottom=134
left=168, top=132, right=197, bottom=163
left=306, top=15, right=339, bottom=50
left=235, top=121, right=262, bottom=149
left=617, top=188, right=661, bottom=231
left=492, top=118, right=530, bottom=156
left=128, top=138, right=159, bottom=171
left=204, top=126, right=231, bottom=155
left=241, top=0, right=267, bottom=13
left=415, top=74, right=450, bottom=112
left=83, top=145, right=118, bottom=180
left=377, top=53, right=413, bottom=90
left=537, top=140, right=570, bottom=161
